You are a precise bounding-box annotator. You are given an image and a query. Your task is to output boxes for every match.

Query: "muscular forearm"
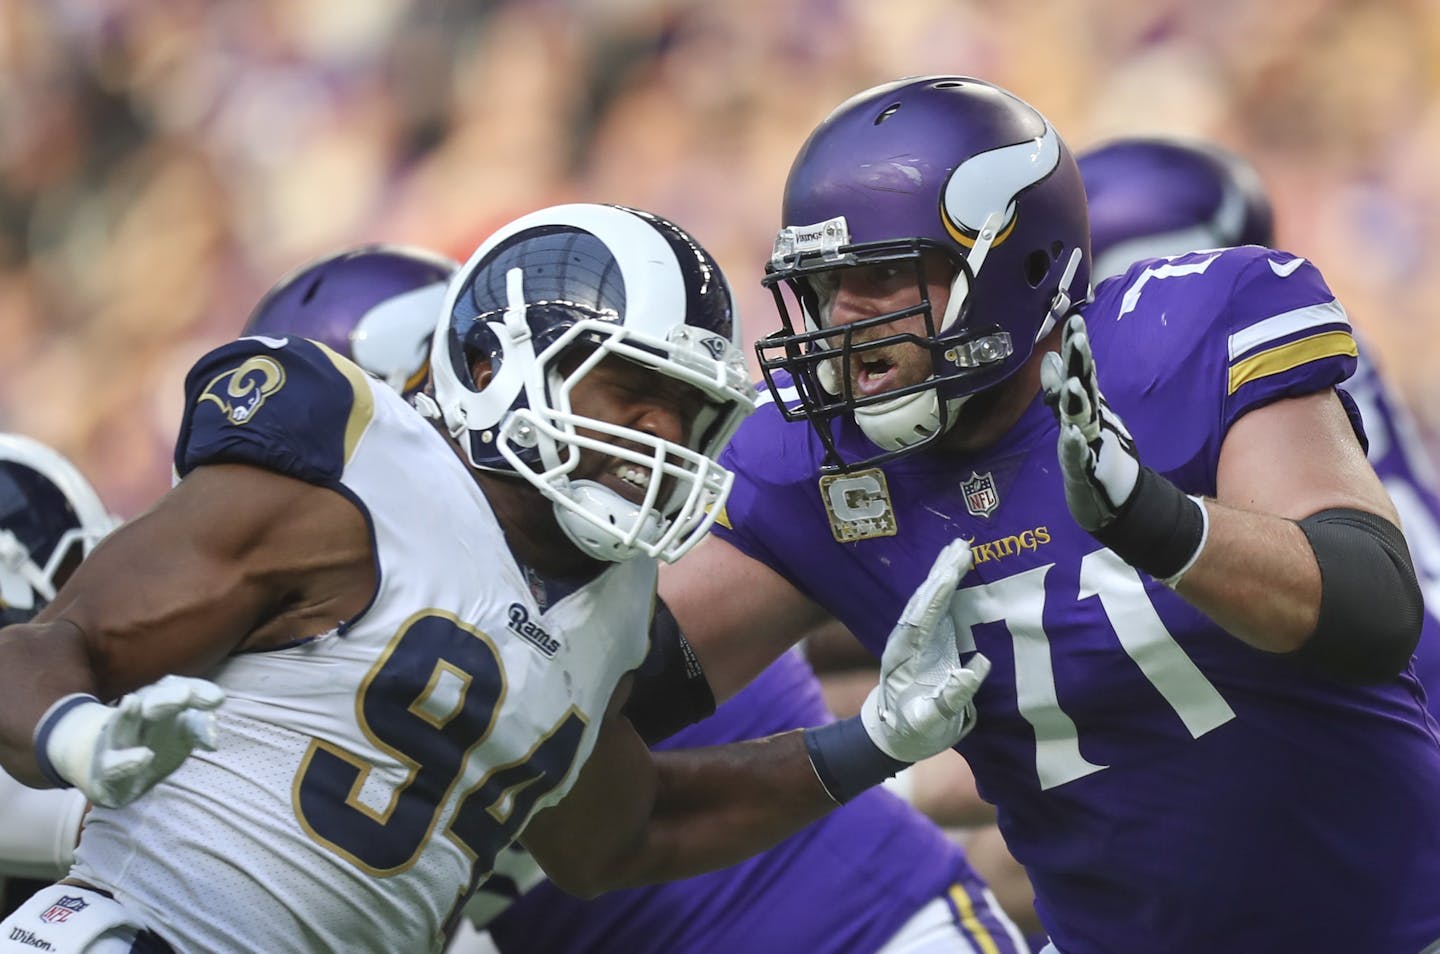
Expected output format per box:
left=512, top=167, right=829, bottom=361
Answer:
left=528, top=727, right=837, bottom=898
left=0, top=622, right=97, bottom=785
left=608, top=731, right=834, bottom=890
left=1172, top=501, right=1321, bottom=653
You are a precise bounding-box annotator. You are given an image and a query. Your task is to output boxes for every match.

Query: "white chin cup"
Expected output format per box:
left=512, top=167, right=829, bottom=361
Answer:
left=854, top=386, right=969, bottom=452
left=553, top=479, right=666, bottom=563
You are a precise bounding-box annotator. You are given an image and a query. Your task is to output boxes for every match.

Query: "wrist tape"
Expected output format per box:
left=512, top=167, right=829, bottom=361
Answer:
left=803, top=716, right=907, bottom=805
left=1092, top=466, right=1207, bottom=583
left=33, top=693, right=101, bottom=789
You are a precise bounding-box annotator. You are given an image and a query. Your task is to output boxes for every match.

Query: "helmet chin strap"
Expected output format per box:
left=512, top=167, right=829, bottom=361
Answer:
left=850, top=211, right=1002, bottom=453
left=553, top=480, right=665, bottom=562
left=1037, top=247, right=1086, bottom=342
left=853, top=244, right=1086, bottom=455
left=854, top=389, right=969, bottom=452
left=939, top=211, right=1004, bottom=332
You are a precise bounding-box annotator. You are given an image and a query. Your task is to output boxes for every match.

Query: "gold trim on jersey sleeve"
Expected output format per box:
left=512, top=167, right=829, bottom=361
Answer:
left=312, top=341, right=377, bottom=464
left=1227, top=330, right=1358, bottom=396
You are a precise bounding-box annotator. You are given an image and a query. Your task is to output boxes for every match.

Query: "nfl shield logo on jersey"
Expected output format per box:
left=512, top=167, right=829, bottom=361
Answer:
left=961, top=471, right=999, bottom=518
left=41, top=895, right=88, bottom=923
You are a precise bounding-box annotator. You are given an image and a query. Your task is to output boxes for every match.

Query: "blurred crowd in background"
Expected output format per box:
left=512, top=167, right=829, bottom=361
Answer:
left=2, top=0, right=1438, bottom=514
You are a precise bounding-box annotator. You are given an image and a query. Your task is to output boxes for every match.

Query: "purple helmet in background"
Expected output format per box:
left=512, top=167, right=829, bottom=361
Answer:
left=1079, top=137, right=1274, bottom=282
left=758, top=76, right=1091, bottom=472
left=244, top=245, right=459, bottom=396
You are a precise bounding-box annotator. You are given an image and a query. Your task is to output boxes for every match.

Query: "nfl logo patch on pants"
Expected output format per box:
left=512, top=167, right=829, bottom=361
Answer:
left=0, top=883, right=164, bottom=953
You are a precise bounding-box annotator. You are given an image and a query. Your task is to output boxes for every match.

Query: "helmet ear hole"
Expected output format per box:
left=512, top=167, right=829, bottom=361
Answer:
left=1025, top=250, right=1052, bottom=288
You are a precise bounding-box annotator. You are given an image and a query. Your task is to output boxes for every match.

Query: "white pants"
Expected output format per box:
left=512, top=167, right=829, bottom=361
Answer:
left=0, top=883, right=154, bottom=953
left=879, top=890, right=1032, bottom=954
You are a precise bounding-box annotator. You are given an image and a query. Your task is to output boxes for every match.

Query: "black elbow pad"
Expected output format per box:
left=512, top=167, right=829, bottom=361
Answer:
left=622, top=598, right=716, bottom=745
left=1291, top=508, right=1423, bottom=684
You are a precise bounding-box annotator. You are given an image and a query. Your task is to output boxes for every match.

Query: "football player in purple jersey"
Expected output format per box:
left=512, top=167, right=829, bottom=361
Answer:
left=0, top=435, right=116, bottom=919
left=658, top=77, right=1440, bottom=952
left=0, top=207, right=991, bottom=954
left=1082, top=135, right=1440, bottom=722
left=252, top=245, right=1027, bottom=954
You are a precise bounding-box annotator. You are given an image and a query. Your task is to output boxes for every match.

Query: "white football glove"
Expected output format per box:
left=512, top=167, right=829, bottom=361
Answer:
left=1040, top=314, right=1142, bottom=532
left=861, top=540, right=990, bottom=763
left=38, top=675, right=225, bottom=809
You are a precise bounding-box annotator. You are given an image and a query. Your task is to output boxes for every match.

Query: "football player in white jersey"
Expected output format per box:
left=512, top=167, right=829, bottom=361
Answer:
left=244, top=246, right=1028, bottom=954
left=0, top=204, right=989, bottom=954
left=0, top=248, right=451, bottom=925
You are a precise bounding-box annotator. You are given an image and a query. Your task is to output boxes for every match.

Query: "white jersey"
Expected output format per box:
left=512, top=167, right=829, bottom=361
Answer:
left=70, top=338, right=653, bottom=953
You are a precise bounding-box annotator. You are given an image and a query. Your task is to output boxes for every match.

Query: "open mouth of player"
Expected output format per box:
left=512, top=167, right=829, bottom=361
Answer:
left=606, top=462, right=656, bottom=506
left=852, top=353, right=901, bottom=397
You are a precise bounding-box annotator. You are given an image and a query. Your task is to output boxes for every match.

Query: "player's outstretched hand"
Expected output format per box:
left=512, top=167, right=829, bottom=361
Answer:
left=38, top=675, right=225, bottom=808
left=861, top=540, right=990, bottom=762
left=1040, top=314, right=1208, bottom=586
left=1040, top=314, right=1141, bottom=532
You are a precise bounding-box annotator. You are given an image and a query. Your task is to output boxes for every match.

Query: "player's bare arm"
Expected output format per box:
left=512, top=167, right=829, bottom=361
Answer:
left=521, top=677, right=833, bottom=898
left=534, top=541, right=988, bottom=897
left=1045, top=313, right=1420, bottom=679
left=0, top=462, right=373, bottom=785
left=1182, top=388, right=1398, bottom=651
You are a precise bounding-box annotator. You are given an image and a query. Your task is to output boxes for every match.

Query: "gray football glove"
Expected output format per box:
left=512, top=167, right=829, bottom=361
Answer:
left=860, top=539, right=991, bottom=762
left=1041, top=314, right=1207, bottom=583
left=1040, top=314, right=1141, bottom=532
left=38, top=675, right=225, bottom=808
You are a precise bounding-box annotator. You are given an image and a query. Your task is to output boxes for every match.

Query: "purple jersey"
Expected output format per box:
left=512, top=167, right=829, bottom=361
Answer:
left=716, top=247, right=1440, bottom=953
left=487, top=650, right=1022, bottom=954
left=1343, top=338, right=1440, bottom=722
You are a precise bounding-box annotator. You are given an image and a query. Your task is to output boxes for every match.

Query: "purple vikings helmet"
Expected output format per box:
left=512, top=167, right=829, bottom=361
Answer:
left=758, top=76, right=1092, bottom=472
left=427, top=203, right=755, bottom=564
left=1080, top=136, right=1275, bottom=282
left=0, top=434, right=117, bottom=627
left=244, top=245, right=459, bottom=396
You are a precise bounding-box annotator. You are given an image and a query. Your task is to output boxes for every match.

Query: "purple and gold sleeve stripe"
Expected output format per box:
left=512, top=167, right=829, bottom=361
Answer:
left=1226, top=298, right=1355, bottom=396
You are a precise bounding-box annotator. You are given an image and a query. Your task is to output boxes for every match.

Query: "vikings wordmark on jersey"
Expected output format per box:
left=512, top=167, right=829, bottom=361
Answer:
left=719, top=247, right=1440, bottom=953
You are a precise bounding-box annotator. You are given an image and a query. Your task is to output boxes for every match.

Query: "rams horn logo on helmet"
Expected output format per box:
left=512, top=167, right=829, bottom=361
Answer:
left=698, top=334, right=730, bottom=362
left=198, top=356, right=287, bottom=425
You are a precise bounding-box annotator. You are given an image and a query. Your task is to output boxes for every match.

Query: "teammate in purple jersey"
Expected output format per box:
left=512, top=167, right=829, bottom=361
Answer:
left=1082, top=135, right=1440, bottom=722
left=485, top=649, right=1026, bottom=954
left=657, top=77, right=1440, bottom=953
left=240, top=243, right=1024, bottom=954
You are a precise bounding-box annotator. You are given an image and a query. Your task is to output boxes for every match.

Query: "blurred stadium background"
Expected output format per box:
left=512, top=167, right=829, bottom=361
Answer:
left=2, top=0, right=1438, bottom=515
